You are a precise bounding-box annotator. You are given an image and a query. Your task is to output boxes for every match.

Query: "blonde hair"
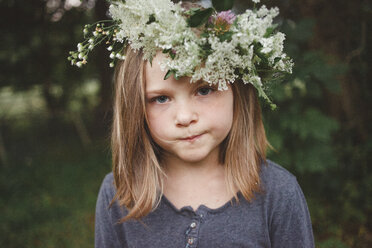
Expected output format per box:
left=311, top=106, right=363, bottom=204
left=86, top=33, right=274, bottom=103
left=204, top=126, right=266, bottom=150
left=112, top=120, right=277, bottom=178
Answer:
left=111, top=47, right=269, bottom=222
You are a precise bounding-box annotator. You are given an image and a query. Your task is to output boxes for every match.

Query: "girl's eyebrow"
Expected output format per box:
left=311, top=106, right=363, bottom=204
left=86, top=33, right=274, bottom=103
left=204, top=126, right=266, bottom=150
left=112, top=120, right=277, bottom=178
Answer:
left=146, top=80, right=216, bottom=95
left=194, top=80, right=217, bottom=90
left=145, top=87, right=173, bottom=96
left=192, top=80, right=209, bottom=88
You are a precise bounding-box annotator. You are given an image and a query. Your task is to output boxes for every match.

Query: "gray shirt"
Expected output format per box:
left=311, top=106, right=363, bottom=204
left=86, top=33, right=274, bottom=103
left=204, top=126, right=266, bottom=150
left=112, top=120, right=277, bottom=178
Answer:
left=95, top=160, right=314, bottom=248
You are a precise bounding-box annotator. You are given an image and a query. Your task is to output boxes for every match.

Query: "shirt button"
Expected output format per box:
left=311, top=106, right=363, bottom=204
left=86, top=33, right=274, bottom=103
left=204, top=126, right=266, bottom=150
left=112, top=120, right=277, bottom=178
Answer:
left=190, top=222, right=196, bottom=228
left=188, top=238, right=194, bottom=244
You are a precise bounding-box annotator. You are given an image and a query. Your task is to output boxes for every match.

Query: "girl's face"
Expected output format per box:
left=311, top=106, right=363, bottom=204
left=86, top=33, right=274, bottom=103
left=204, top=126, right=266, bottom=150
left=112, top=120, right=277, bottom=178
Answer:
left=145, top=53, right=234, bottom=165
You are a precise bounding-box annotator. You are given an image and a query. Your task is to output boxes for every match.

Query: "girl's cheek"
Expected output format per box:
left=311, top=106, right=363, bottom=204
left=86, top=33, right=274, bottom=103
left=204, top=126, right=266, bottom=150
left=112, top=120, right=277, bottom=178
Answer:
left=147, top=103, right=170, bottom=115
left=146, top=105, right=172, bottom=126
left=201, top=92, right=233, bottom=111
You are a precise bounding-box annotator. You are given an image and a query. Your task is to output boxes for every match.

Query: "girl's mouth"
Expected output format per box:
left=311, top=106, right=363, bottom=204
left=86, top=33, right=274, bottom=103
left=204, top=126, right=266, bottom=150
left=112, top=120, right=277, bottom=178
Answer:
left=180, top=134, right=203, bottom=142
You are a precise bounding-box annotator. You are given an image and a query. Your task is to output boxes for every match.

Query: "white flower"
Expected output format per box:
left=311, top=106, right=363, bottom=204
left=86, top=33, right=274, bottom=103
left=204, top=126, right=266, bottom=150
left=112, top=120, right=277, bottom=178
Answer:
left=76, top=61, right=82, bottom=67
left=236, top=5, right=279, bottom=43
left=267, top=32, right=285, bottom=64
left=260, top=37, right=274, bottom=54
left=191, top=36, right=240, bottom=90
left=77, top=43, right=83, bottom=52
left=274, top=57, right=293, bottom=73
left=72, top=0, right=293, bottom=107
left=109, top=0, right=187, bottom=59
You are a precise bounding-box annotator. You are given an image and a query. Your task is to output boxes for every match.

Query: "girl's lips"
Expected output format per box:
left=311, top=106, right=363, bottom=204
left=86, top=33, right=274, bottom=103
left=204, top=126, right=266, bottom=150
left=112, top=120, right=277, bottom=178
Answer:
left=180, top=134, right=203, bottom=141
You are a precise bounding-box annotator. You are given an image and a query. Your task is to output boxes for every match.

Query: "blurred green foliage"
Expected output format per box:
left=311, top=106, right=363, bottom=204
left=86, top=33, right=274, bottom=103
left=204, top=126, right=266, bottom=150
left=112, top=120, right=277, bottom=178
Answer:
left=0, top=120, right=111, bottom=247
left=263, top=8, right=372, bottom=247
left=0, top=0, right=371, bottom=247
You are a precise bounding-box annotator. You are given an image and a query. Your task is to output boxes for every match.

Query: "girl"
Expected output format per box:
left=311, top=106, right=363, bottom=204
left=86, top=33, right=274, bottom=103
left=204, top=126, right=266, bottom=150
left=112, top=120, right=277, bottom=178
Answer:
left=95, top=48, right=314, bottom=247
left=70, top=0, right=315, bottom=247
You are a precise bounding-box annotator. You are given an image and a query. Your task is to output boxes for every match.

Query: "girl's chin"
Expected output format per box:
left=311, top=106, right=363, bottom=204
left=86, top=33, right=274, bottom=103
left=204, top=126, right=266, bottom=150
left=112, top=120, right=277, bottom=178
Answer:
left=170, top=150, right=218, bottom=164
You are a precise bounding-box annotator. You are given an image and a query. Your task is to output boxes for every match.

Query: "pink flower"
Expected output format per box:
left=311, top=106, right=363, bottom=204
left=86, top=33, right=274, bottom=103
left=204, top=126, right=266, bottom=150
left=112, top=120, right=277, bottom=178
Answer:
left=212, top=10, right=236, bottom=35
left=216, top=10, right=236, bottom=25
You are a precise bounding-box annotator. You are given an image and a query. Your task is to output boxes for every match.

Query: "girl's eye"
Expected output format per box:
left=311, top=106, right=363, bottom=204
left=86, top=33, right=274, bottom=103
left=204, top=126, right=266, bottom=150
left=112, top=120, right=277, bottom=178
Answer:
left=153, top=95, right=169, bottom=103
left=197, top=87, right=214, bottom=96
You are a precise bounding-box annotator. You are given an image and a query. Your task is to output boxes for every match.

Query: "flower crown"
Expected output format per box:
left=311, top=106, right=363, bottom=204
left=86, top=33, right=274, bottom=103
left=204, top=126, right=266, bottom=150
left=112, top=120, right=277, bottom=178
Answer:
left=68, top=0, right=293, bottom=109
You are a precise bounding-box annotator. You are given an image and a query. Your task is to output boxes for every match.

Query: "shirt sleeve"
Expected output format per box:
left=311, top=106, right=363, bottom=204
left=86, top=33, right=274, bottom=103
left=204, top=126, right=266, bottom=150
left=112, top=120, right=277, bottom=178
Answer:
left=95, top=174, right=124, bottom=248
left=269, top=178, right=315, bottom=248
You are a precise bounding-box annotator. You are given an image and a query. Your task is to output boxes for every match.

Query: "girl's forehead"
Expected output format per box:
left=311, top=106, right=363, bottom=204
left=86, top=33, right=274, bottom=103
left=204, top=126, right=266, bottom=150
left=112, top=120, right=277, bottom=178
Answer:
left=145, top=52, right=168, bottom=75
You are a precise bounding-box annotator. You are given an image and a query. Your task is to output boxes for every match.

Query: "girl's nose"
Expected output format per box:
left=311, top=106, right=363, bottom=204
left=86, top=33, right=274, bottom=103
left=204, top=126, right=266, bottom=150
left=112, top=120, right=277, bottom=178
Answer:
left=174, top=103, right=198, bottom=127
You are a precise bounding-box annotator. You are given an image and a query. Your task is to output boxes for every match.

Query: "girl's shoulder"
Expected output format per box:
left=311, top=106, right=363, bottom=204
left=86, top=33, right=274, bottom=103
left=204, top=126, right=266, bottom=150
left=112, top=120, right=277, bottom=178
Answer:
left=256, top=160, right=314, bottom=246
left=259, top=160, right=304, bottom=200
left=102, top=172, right=114, bottom=185
left=97, top=172, right=116, bottom=202
left=260, top=159, right=297, bottom=184
left=96, top=172, right=129, bottom=222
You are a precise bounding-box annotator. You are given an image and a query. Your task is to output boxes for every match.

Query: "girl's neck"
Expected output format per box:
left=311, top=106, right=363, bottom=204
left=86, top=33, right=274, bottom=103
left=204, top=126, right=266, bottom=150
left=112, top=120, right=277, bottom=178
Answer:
left=161, top=150, right=234, bottom=211
left=161, top=149, right=222, bottom=178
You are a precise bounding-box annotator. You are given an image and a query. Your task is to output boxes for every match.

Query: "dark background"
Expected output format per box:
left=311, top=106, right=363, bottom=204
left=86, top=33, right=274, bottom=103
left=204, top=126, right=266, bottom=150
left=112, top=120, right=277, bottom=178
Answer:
left=0, top=0, right=371, bottom=247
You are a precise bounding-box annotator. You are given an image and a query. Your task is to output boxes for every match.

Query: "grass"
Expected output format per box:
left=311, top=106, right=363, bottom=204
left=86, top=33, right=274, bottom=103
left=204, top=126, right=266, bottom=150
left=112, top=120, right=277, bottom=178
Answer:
left=0, top=118, right=111, bottom=248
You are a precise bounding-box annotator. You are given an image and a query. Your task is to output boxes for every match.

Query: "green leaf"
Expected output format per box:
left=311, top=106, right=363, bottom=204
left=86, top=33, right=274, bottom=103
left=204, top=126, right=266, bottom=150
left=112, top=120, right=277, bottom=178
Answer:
left=264, top=24, right=278, bottom=38
left=149, top=56, right=153, bottom=66
left=251, top=80, right=276, bottom=110
left=218, top=31, right=233, bottom=42
left=162, top=48, right=176, bottom=59
left=164, top=70, right=179, bottom=80
left=169, top=52, right=176, bottom=60
left=212, top=0, right=235, bottom=11
left=200, top=32, right=210, bottom=38
left=187, top=8, right=214, bottom=28
left=146, top=14, right=156, bottom=24
left=164, top=70, right=174, bottom=80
